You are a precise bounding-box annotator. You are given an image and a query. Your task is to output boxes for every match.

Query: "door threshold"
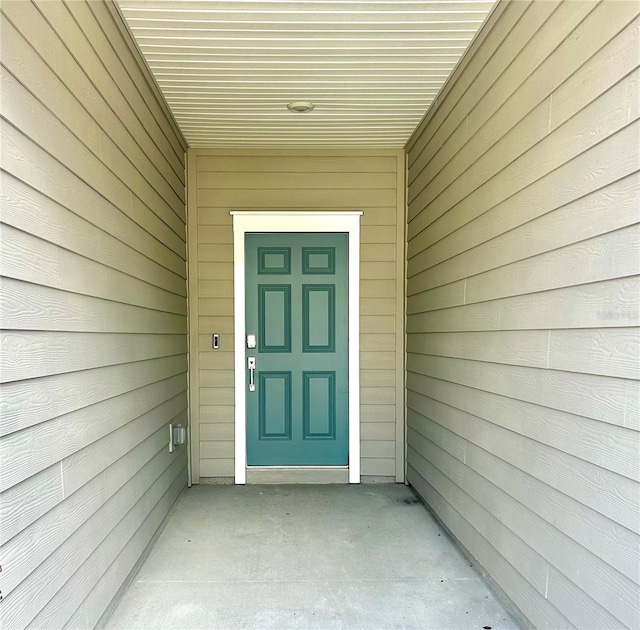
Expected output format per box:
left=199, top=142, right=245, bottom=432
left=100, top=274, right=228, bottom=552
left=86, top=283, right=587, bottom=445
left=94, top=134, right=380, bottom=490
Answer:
left=246, top=466, right=349, bottom=485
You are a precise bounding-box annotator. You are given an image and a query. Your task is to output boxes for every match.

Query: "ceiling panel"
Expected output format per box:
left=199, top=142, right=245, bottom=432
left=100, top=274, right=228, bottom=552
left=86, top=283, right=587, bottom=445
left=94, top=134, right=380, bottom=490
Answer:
left=116, top=1, right=496, bottom=148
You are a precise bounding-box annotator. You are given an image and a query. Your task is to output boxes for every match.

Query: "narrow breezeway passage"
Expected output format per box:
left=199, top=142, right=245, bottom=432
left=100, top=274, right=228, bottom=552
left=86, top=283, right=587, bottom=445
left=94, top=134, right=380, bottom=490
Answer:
left=104, top=485, right=520, bottom=630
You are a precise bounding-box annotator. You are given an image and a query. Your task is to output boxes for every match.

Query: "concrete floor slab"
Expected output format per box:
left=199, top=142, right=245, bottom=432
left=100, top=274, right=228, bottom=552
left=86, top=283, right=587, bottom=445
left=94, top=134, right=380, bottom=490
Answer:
left=105, top=484, right=520, bottom=630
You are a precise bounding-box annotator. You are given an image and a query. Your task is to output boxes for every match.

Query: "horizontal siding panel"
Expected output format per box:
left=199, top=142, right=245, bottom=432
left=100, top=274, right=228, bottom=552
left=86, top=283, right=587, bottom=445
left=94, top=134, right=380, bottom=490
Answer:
left=408, top=168, right=639, bottom=267
left=407, top=466, right=575, bottom=630
left=406, top=330, right=548, bottom=367
left=199, top=298, right=234, bottom=317
left=361, top=440, right=396, bottom=459
left=407, top=0, right=546, bottom=165
left=191, top=150, right=402, bottom=481
left=2, top=443, right=183, bottom=629
left=360, top=405, right=396, bottom=424
left=472, top=3, right=637, bottom=138
left=410, top=216, right=640, bottom=302
left=409, top=3, right=636, bottom=210
left=549, top=16, right=640, bottom=130
left=198, top=244, right=234, bottom=263
left=33, top=0, right=186, bottom=177
left=361, top=226, right=399, bottom=244
left=199, top=351, right=234, bottom=371
left=410, top=3, right=633, bottom=216
left=360, top=387, right=395, bottom=405
left=196, top=205, right=396, bottom=229
left=360, top=351, right=396, bottom=370
left=64, top=468, right=185, bottom=630
left=408, top=118, right=640, bottom=244
left=407, top=354, right=628, bottom=428
left=196, top=171, right=396, bottom=190
left=199, top=458, right=234, bottom=477
left=361, top=315, right=395, bottom=334
left=26, top=456, right=186, bottom=630
left=361, top=458, right=396, bottom=477
left=360, top=369, right=396, bottom=388
left=199, top=388, right=234, bottom=406
left=0, top=2, right=187, bottom=624
left=197, top=188, right=397, bottom=208
left=0, top=379, right=186, bottom=492
left=410, top=94, right=552, bottom=217
left=1, top=173, right=187, bottom=296
left=465, top=228, right=640, bottom=303
left=0, top=125, right=187, bottom=277
left=81, top=0, right=187, bottom=162
left=0, top=355, right=187, bottom=436
left=1, top=225, right=186, bottom=315
left=407, top=281, right=465, bottom=313
left=361, top=243, right=395, bottom=262
left=1, top=67, right=186, bottom=245
left=626, top=381, right=640, bottom=430
left=0, top=466, right=63, bottom=547
left=196, top=205, right=397, bottom=227
left=545, top=566, right=628, bottom=630
left=361, top=298, right=395, bottom=317
left=1, top=17, right=184, bottom=211
left=198, top=281, right=234, bottom=299
left=407, top=6, right=640, bottom=626
left=361, top=334, right=396, bottom=352
left=198, top=262, right=234, bottom=281
left=0, top=278, right=186, bottom=334
left=199, top=370, right=235, bottom=388
left=361, top=422, right=396, bottom=441
left=200, top=441, right=234, bottom=460
left=408, top=277, right=640, bottom=332
left=408, top=428, right=636, bottom=629
left=409, top=222, right=639, bottom=296
left=1, top=425, right=172, bottom=598
left=197, top=155, right=398, bottom=173
left=198, top=319, right=235, bottom=339
left=361, top=279, right=395, bottom=299
left=199, top=406, right=234, bottom=425
left=549, top=328, right=640, bottom=379
left=361, top=262, right=396, bottom=280
left=198, top=226, right=233, bottom=244
left=407, top=389, right=639, bottom=533
left=409, top=446, right=549, bottom=595
left=411, top=178, right=639, bottom=282
left=408, top=412, right=638, bottom=585
left=61, top=406, right=187, bottom=497
left=461, top=426, right=640, bottom=585
left=0, top=331, right=186, bottom=383
left=407, top=372, right=639, bottom=481
left=200, top=423, right=234, bottom=441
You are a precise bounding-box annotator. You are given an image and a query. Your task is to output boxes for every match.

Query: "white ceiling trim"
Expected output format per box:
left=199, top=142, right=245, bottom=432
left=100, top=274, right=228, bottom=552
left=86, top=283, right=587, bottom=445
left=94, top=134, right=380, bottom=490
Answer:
left=116, top=0, right=496, bottom=148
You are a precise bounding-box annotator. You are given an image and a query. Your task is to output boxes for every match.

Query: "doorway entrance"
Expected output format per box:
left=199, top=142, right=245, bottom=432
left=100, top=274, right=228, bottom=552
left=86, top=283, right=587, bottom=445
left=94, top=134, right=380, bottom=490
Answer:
left=231, top=212, right=362, bottom=484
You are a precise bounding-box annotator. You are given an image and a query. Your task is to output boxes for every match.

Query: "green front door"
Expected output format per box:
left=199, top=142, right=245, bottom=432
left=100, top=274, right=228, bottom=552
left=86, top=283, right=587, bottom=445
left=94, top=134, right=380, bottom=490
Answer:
left=245, top=233, right=348, bottom=466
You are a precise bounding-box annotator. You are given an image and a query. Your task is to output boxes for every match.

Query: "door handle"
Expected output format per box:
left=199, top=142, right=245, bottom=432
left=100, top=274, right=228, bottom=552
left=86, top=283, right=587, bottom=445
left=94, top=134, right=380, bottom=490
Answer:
left=247, top=356, right=256, bottom=392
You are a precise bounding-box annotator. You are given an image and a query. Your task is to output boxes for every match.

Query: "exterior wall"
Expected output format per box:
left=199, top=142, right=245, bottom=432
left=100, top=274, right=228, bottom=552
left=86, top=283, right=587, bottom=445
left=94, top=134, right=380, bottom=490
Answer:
left=0, top=2, right=188, bottom=628
left=405, top=1, right=639, bottom=628
left=188, top=149, right=405, bottom=482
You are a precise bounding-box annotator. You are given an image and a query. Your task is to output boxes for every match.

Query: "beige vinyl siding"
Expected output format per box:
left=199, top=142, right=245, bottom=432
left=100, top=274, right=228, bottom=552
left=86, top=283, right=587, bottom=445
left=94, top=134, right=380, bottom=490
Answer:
left=405, top=1, right=640, bottom=629
left=189, top=149, right=405, bottom=481
left=0, top=1, right=187, bottom=628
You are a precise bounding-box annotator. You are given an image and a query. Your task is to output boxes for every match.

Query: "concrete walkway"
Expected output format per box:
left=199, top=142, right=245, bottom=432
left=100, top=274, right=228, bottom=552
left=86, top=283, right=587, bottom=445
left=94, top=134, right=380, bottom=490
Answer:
left=105, top=484, right=520, bottom=630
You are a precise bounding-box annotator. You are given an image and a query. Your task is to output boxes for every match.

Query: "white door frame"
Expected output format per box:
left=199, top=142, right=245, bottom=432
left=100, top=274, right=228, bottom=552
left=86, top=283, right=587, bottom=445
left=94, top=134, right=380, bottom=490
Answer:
left=231, top=211, right=362, bottom=485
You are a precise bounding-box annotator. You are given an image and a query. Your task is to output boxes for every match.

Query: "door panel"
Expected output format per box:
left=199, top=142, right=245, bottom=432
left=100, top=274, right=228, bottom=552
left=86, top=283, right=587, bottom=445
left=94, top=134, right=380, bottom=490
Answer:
left=245, top=233, right=348, bottom=466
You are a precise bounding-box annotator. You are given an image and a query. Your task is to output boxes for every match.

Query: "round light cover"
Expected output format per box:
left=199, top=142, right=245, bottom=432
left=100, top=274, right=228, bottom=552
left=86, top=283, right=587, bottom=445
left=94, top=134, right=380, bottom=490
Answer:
left=287, top=101, right=315, bottom=112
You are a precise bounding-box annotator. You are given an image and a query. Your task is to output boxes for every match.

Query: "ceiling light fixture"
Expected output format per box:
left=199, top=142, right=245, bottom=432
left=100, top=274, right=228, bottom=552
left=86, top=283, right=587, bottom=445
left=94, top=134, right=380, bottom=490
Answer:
left=287, top=101, right=315, bottom=113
